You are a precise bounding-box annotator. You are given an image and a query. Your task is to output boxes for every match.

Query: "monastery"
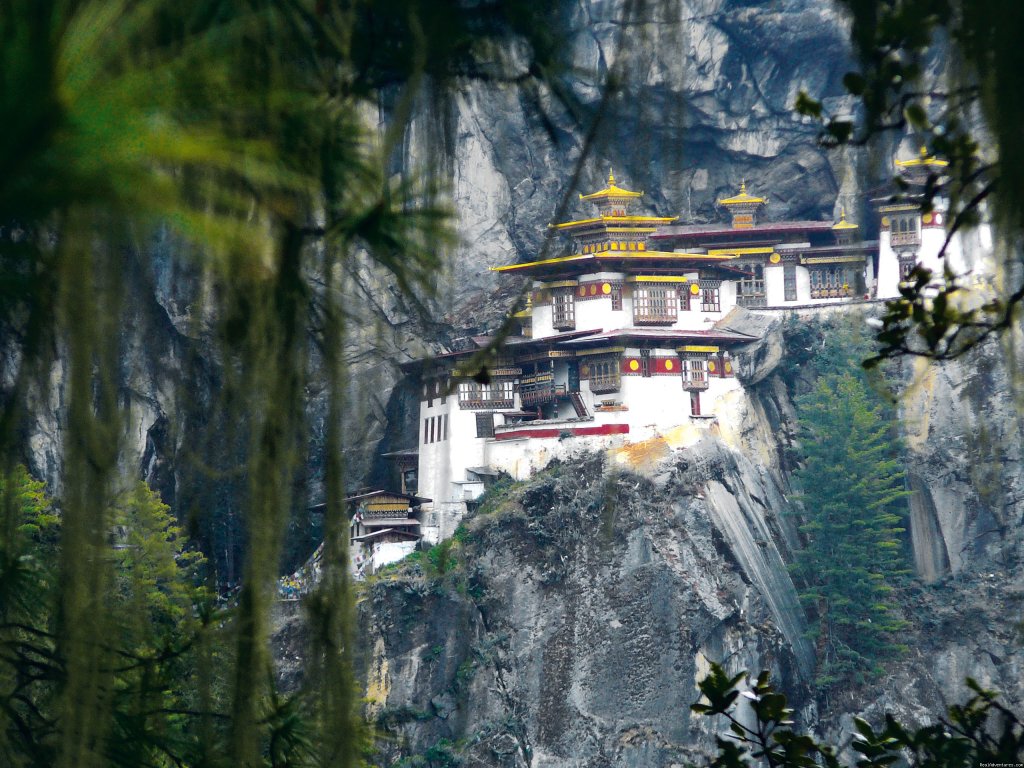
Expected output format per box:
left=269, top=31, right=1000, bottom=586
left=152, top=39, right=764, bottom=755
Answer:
left=347, top=150, right=970, bottom=575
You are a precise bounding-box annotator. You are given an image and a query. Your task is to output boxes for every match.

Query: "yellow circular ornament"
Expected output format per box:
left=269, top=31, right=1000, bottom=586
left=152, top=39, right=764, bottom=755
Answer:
left=881, top=216, right=890, bottom=228
left=708, top=361, right=717, bottom=373
left=590, top=284, right=598, bottom=295
left=770, top=252, right=781, bottom=264
left=664, top=359, right=674, bottom=371
left=580, top=364, right=590, bottom=377
left=690, top=283, right=700, bottom=295
left=922, top=213, right=933, bottom=224
left=602, top=283, right=612, bottom=295
left=628, top=359, right=640, bottom=372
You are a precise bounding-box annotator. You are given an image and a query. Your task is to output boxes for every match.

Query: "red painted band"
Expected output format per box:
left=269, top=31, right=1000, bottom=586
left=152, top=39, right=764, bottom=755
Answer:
left=494, top=423, right=630, bottom=441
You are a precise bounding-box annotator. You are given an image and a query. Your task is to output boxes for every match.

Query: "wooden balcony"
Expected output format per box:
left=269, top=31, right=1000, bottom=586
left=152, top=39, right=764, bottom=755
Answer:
left=890, top=231, right=920, bottom=248
left=632, top=311, right=678, bottom=325
left=519, top=375, right=566, bottom=407
left=682, top=377, right=709, bottom=391
left=589, top=373, right=621, bottom=394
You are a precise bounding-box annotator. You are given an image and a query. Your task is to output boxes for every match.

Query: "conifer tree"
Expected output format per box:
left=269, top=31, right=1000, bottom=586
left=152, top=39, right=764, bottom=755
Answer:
left=791, top=373, right=910, bottom=689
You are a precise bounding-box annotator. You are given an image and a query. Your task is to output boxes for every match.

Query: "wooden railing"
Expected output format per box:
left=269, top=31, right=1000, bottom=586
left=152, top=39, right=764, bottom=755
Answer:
left=589, top=372, right=621, bottom=394
left=519, top=374, right=566, bottom=406
left=890, top=231, right=920, bottom=247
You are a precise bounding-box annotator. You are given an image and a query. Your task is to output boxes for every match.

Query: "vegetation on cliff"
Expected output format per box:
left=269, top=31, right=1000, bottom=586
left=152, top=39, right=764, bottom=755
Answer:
left=791, top=372, right=910, bottom=689
left=695, top=662, right=1024, bottom=768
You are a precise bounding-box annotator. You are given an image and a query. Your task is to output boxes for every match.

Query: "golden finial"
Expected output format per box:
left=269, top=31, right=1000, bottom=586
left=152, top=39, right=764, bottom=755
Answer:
left=740, top=179, right=747, bottom=194
left=608, top=168, right=615, bottom=185
left=840, top=206, right=847, bottom=221
left=920, top=145, right=928, bottom=157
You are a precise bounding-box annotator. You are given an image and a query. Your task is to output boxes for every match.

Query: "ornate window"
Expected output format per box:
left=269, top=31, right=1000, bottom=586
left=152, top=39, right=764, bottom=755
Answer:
left=809, top=267, right=854, bottom=299
left=633, top=283, right=677, bottom=324
left=700, top=281, right=721, bottom=312
left=890, top=214, right=920, bottom=247
left=678, top=285, right=691, bottom=311
left=899, top=254, right=917, bottom=281
left=457, top=380, right=514, bottom=409
left=783, top=263, right=797, bottom=302
left=682, top=356, right=709, bottom=390
left=588, top=356, right=621, bottom=394
left=551, top=289, right=576, bottom=330
left=610, top=285, right=623, bottom=311
left=736, top=264, right=766, bottom=307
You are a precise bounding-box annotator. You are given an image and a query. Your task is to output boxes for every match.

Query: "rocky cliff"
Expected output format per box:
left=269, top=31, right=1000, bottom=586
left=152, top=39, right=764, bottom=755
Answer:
left=13, top=0, right=876, bottom=581
left=329, top=311, right=1023, bottom=767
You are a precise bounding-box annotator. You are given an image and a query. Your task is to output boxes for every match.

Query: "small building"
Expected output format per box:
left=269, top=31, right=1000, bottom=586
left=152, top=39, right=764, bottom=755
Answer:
left=346, top=490, right=430, bottom=576
left=874, top=147, right=974, bottom=299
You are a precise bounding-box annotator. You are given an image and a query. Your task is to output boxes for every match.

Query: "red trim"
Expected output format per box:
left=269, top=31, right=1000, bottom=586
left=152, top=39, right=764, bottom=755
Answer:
left=494, top=423, right=630, bottom=441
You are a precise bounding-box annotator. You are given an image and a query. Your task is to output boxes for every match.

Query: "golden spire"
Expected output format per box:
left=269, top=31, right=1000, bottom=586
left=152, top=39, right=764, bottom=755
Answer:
left=718, top=180, right=767, bottom=206
left=609, top=168, right=615, bottom=185
left=832, top=205, right=858, bottom=230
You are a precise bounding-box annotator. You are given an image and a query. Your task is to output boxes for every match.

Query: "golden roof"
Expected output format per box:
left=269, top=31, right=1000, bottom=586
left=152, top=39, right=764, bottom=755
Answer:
left=718, top=180, right=767, bottom=206
left=894, top=146, right=949, bottom=169
left=579, top=169, right=644, bottom=201
left=491, top=250, right=730, bottom=273
left=548, top=214, right=677, bottom=231
left=832, top=207, right=859, bottom=231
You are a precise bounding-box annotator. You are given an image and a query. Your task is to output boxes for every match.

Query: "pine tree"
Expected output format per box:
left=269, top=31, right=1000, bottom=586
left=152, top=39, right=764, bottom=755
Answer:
left=791, top=373, right=910, bottom=689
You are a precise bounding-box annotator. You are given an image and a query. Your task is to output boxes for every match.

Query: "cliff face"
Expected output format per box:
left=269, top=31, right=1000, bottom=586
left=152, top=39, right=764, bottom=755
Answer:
left=11, top=0, right=870, bottom=579
left=348, top=313, right=1024, bottom=767
left=412, top=0, right=867, bottom=331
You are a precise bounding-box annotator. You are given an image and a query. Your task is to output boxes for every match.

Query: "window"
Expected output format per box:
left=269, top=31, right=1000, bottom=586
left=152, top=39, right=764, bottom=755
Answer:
left=475, top=413, right=495, bottom=438
left=678, top=285, right=691, bottom=311
left=899, top=254, right=917, bottom=281
left=610, top=285, right=623, bottom=311
left=682, top=357, right=708, bottom=389
left=809, top=267, right=854, bottom=299
left=890, top=214, right=920, bottom=247
left=423, top=418, right=429, bottom=444
left=700, top=283, right=721, bottom=312
left=551, top=289, right=575, bottom=330
left=458, top=380, right=514, bottom=408
left=783, top=263, right=797, bottom=302
left=588, top=356, right=621, bottom=393
left=736, top=264, right=766, bottom=307
left=633, top=284, right=677, bottom=324
left=442, top=414, right=448, bottom=441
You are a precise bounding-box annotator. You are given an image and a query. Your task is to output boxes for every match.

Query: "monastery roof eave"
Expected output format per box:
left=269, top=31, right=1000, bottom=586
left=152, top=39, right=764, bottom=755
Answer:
left=650, top=220, right=834, bottom=240
left=491, top=250, right=734, bottom=274
left=554, top=328, right=759, bottom=347
left=549, top=214, right=678, bottom=231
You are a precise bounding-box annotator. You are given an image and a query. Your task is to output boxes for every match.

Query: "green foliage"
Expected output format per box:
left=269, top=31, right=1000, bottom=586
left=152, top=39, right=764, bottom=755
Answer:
left=791, top=368, right=910, bottom=690
left=0, top=468, right=227, bottom=768
left=693, top=662, right=1024, bottom=768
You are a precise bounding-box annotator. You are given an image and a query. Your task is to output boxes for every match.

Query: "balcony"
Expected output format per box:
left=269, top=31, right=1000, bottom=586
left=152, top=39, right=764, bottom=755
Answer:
left=682, top=376, right=709, bottom=391
left=458, top=396, right=514, bottom=410
left=519, top=374, right=566, bottom=407
left=890, top=231, right=920, bottom=248
left=589, top=372, right=621, bottom=394
left=632, top=309, right=678, bottom=325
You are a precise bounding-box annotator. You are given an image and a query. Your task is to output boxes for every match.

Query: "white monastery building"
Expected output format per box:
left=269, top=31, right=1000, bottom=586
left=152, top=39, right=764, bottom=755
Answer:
left=349, top=149, right=980, bottom=573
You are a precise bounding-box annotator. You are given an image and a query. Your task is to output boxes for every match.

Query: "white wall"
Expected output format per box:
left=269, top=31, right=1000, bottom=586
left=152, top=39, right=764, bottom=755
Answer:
left=765, top=264, right=785, bottom=305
